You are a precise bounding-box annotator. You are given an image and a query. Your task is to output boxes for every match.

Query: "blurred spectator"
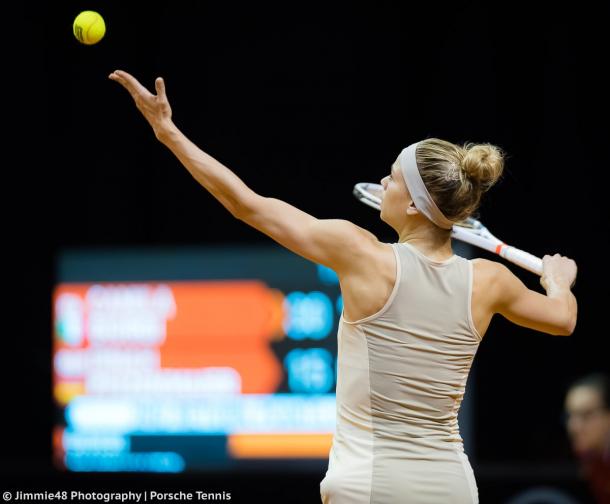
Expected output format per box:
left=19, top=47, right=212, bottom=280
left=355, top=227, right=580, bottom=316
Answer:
left=564, top=373, right=610, bottom=503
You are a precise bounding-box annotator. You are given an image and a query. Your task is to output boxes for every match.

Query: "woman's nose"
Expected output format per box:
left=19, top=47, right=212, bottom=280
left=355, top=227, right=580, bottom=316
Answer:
left=380, top=175, right=388, bottom=188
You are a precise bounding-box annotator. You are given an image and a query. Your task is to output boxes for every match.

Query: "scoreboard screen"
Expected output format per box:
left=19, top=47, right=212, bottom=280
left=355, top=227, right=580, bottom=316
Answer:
left=53, top=245, right=341, bottom=473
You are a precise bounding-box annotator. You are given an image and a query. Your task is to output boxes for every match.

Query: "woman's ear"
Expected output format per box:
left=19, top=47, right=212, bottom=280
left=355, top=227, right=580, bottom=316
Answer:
left=406, top=200, right=419, bottom=216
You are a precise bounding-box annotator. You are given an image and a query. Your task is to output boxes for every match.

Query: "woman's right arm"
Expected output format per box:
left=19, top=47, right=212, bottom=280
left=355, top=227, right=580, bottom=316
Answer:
left=491, top=254, right=578, bottom=336
left=108, top=70, right=379, bottom=275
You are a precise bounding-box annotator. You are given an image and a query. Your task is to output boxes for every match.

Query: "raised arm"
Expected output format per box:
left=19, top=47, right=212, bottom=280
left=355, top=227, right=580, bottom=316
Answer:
left=488, top=254, right=578, bottom=336
left=108, top=70, right=378, bottom=273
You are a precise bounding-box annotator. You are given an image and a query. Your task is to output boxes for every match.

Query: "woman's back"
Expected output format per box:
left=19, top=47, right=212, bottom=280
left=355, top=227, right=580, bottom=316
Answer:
left=320, top=241, right=480, bottom=504
left=340, top=239, right=492, bottom=337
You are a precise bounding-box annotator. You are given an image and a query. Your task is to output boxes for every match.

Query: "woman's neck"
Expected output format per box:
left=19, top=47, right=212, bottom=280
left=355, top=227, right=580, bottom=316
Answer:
left=397, top=221, right=453, bottom=259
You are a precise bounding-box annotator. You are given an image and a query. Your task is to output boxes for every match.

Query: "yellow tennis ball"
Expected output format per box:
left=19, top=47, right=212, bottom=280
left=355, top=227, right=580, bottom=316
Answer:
left=73, top=11, right=106, bottom=45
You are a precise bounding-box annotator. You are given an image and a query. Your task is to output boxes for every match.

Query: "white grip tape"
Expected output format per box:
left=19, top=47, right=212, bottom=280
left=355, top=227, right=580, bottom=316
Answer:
left=500, top=246, right=543, bottom=276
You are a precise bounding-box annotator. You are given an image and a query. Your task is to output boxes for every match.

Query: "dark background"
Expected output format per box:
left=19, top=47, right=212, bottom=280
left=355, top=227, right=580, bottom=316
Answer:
left=3, top=1, right=608, bottom=502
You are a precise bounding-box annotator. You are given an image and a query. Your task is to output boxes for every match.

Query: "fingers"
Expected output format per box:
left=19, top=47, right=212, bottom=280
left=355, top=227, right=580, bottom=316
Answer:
left=542, top=254, right=577, bottom=274
left=155, top=77, right=166, bottom=98
left=108, top=69, right=132, bottom=86
left=108, top=70, right=153, bottom=99
left=543, top=253, right=570, bottom=261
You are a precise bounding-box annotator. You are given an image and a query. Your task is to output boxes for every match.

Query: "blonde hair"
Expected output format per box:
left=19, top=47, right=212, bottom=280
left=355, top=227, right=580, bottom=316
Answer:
left=415, top=138, right=504, bottom=223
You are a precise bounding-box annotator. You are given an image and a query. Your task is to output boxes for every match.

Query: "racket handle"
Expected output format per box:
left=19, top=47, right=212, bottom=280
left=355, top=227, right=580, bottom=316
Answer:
left=499, top=246, right=543, bottom=276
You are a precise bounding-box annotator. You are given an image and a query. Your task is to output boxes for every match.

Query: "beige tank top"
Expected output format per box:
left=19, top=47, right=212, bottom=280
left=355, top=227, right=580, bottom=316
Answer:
left=321, top=241, right=481, bottom=503
left=337, top=240, right=481, bottom=443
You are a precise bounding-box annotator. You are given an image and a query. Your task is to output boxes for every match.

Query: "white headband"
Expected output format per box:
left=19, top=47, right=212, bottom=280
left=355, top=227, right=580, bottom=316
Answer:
left=399, top=142, right=455, bottom=230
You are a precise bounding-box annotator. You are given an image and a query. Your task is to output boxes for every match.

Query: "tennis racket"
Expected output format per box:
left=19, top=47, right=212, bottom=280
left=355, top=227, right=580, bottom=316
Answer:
left=353, top=182, right=543, bottom=275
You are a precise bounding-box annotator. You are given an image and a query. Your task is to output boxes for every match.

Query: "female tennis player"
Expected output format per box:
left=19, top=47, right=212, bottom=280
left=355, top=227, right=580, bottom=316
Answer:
left=109, top=70, right=578, bottom=504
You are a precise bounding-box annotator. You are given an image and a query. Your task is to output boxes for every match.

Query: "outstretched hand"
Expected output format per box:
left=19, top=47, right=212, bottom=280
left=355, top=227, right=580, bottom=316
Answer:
left=109, top=70, right=173, bottom=139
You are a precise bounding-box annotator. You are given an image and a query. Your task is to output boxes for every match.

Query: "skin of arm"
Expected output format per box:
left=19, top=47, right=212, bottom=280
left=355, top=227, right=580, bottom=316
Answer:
left=107, top=70, right=377, bottom=274
left=488, top=255, right=578, bottom=336
left=108, top=70, right=578, bottom=337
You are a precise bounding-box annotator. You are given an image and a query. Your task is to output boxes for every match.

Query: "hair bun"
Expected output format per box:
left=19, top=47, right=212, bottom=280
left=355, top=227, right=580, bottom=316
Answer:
left=461, top=143, right=504, bottom=190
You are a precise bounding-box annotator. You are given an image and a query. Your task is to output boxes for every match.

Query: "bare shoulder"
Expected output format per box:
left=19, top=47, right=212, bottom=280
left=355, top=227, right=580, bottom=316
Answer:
left=472, top=257, right=514, bottom=281
left=337, top=226, right=395, bottom=322
left=332, top=219, right=382, bottom=252
left=470, top=258, right=510, bottom=335
left=472, top=257, right=499, bottom=270
left=471, top=258, right=509, bottom=308
left=472, top=258, right=526, bottom=311
left=337, top=219, right=379, bottom=241
left=483, top=259, right=524, bottom=282
left=313, top=218, right=385, bottom=274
